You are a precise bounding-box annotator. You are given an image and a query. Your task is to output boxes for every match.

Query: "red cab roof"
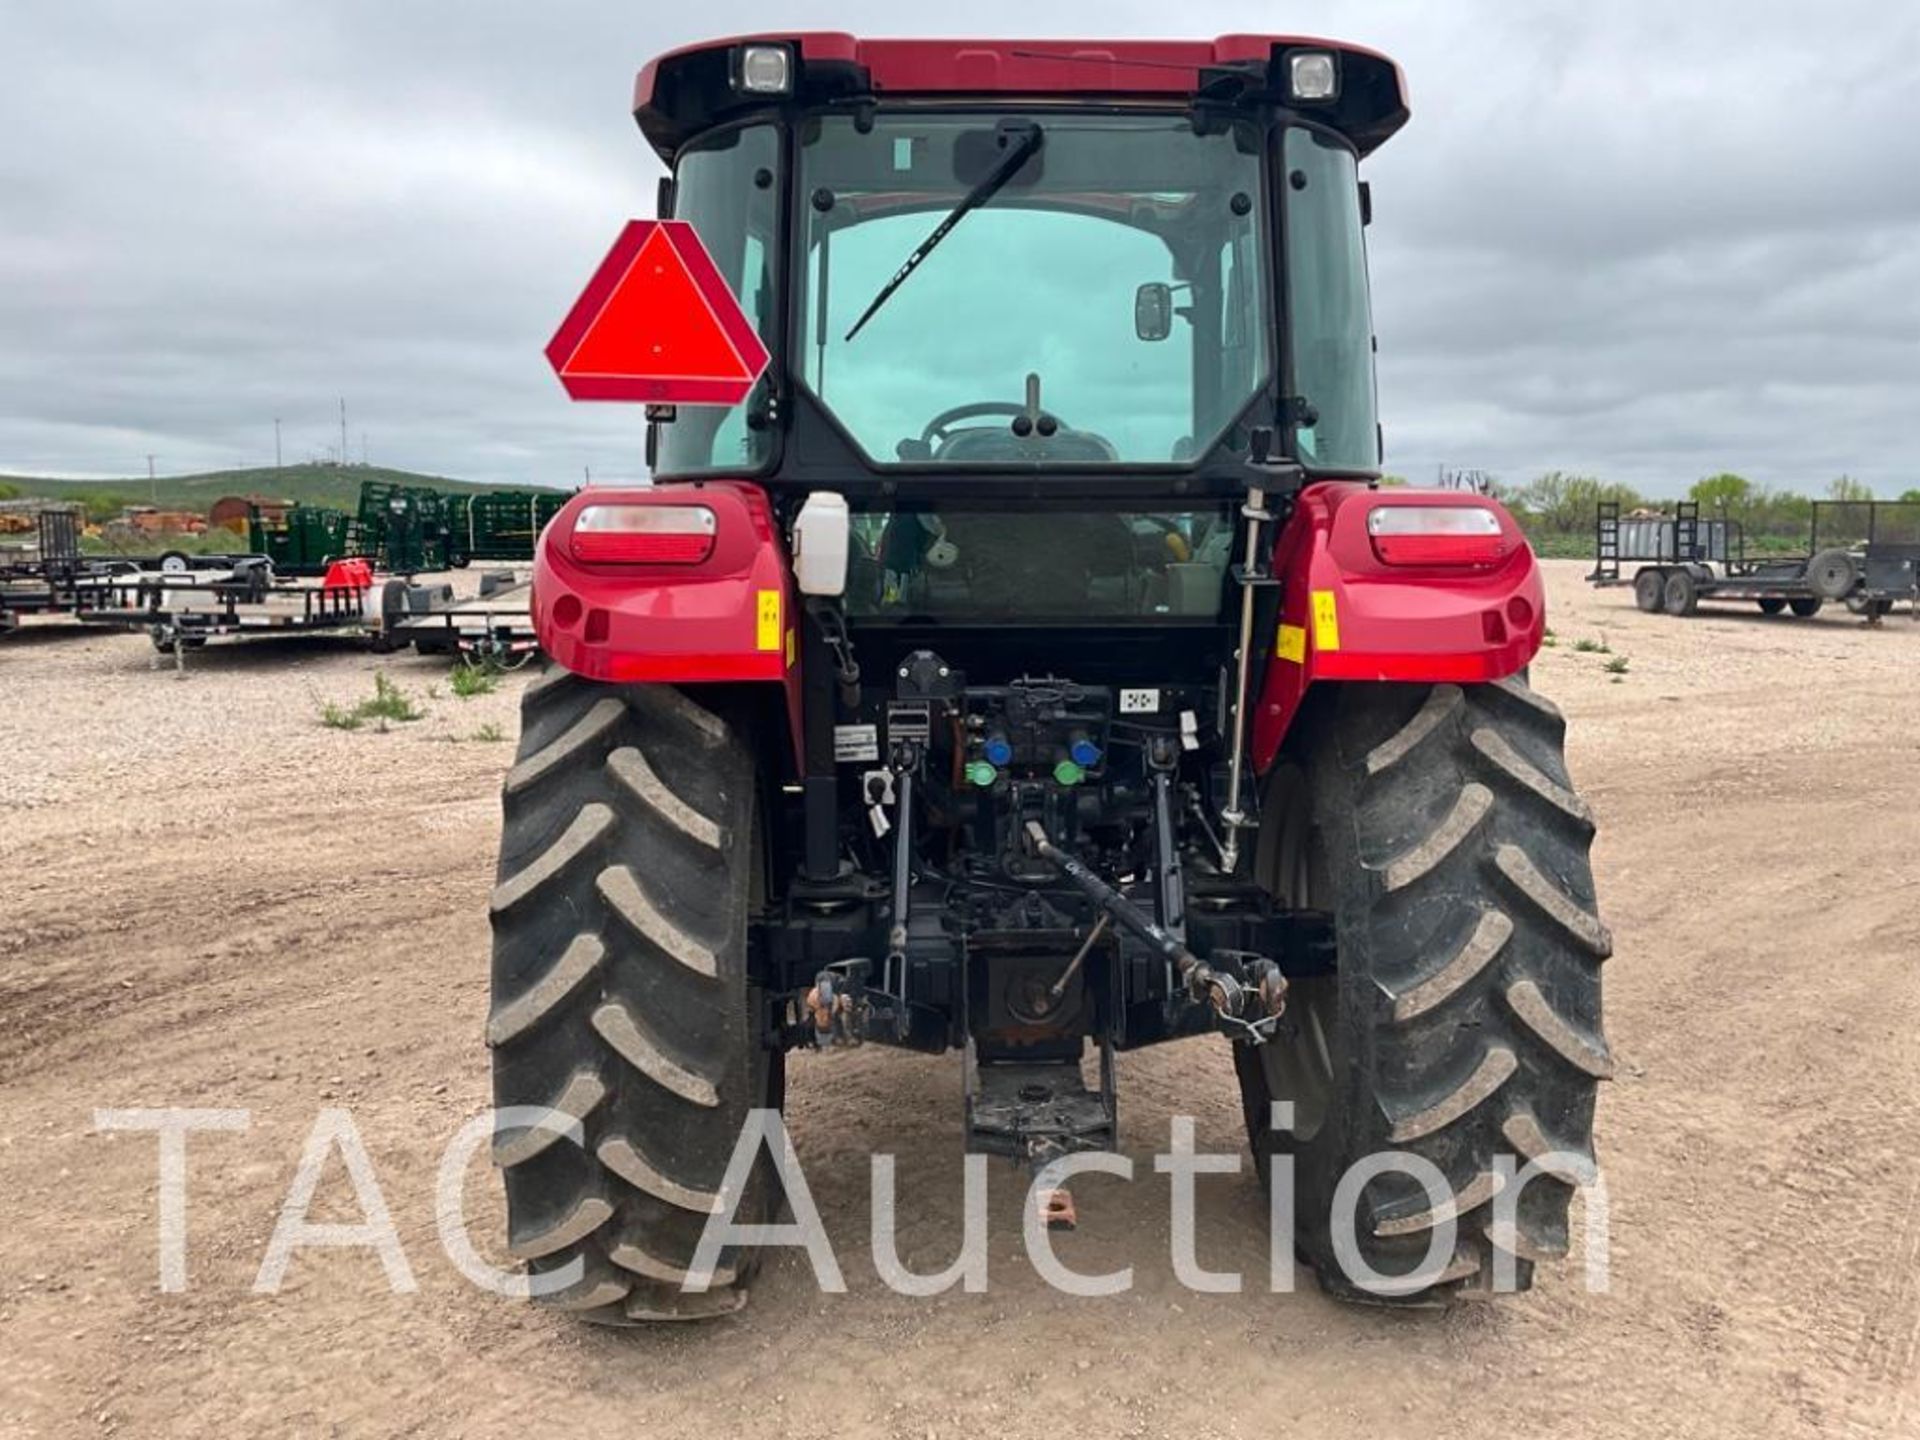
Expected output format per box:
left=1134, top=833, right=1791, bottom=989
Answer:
left=634, top=33, right=1409, bottom=160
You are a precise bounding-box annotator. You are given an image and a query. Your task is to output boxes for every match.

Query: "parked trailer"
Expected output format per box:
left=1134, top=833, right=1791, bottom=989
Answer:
left=77, top=558, right=376, bottom=658
left=1591, top=499, right=1920, bottom=618
left=2, top=508, right=260, bottom=633
left=375, top=568, right=537, bottom=662
left=1812, top=500, right=1920, bottom=618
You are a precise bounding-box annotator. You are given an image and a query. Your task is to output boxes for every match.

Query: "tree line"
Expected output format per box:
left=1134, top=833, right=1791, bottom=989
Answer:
left=1440, top=472, right=1920, bottom=556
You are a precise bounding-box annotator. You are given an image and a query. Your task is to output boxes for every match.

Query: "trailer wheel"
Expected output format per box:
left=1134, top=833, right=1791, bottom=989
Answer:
left=1788, top=597, right=1823, bottom=618
left=1807, top=549, right=1857, bottom=601
left=1662, top=569, right=1698, bottom=615
left=1757, top=598, right=1787, bottom=616
left=489, top=669, right=783, bottom=1323
left=1236, top=678, right=1609, bottom=1303
left=1632, top=569, right=1666, bottom=613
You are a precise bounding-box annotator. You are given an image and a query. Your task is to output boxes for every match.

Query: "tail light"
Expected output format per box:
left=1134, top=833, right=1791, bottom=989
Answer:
left=1367, top=505, right=1513, bottom=567
left=569, top=504, right=716, bottom=565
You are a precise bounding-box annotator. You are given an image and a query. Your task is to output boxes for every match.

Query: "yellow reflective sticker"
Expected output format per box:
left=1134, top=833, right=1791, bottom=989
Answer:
left=756, top=589, right=781, bottom=651
left=1311, top=589, right=1341, bottom=652
left=1276, top=623, right=1306, bottom=663
left=785, top=626, right=796, bottom=667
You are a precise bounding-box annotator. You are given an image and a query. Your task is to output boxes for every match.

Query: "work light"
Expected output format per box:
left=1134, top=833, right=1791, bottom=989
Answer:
left=1287, top=51, right=1339, bottom=103
left=734, top=43, right=794, bottom=95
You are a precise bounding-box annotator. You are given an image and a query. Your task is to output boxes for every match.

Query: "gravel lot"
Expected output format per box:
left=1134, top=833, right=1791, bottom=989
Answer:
left=2, top=558, right=1917, bottom=1438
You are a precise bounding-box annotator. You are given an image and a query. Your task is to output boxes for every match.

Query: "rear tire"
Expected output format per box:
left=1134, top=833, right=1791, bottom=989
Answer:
left=489, top=667, right=783, bottom=1323
left=1756, top=598, right=1786, bottom=616
left=1236, top=679, right=1611, bottom=1303
left=1632, top=569, right=1665, bottom=613
left=1662, top=569, right=1698, bottom=616
left=1788, top=597, right=1823, bottom=618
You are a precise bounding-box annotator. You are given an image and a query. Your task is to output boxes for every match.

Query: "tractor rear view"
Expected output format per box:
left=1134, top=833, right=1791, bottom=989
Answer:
left=489, top=33, right=1610, bottom=1320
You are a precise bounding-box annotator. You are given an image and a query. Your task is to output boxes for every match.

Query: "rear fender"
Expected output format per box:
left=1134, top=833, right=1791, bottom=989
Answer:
left=532, top=481, right=801, bottom=764
left=1252, top=483, right=1545, bottom=772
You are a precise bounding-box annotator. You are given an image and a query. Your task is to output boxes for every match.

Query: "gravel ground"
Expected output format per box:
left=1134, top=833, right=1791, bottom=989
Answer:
left=1, top=558, right=1917, bottom=1438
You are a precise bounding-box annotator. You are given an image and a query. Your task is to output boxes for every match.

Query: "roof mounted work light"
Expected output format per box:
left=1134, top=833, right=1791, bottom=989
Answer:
left=1287, top=50, right=1339, bottom=103
left=732, top=43, right=794, bottom=95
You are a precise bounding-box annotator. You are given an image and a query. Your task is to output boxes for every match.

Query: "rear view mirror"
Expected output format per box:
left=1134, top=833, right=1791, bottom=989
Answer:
left=1135, top=283, right=1173, bottom=343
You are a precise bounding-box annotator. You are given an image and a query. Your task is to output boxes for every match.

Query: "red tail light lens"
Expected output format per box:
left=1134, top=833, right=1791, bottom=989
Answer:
left=569, top=504, right=716, bottom=564
left=1367, top=505, right=1513, bottom=567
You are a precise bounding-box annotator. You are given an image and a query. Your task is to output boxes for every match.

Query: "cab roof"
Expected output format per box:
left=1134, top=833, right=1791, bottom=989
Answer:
left=634, top=33, right=1409, bottom=162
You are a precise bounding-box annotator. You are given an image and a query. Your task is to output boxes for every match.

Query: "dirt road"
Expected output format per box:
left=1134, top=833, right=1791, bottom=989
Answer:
left=3, top=560, right=1917, bottom=1438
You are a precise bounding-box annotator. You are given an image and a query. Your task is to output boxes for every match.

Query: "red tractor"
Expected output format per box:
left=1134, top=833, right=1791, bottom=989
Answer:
left=489, top=33, right=1610, bottom=1320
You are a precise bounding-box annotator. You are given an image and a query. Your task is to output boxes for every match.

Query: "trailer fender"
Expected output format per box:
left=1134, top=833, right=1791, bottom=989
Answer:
left=530, top=481, right=801, bottom=759
left=1250, top=483, right=1545, bottom=773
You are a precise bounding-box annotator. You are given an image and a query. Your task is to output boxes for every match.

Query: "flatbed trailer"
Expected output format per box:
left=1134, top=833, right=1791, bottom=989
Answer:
left=77, top=558, right=375, bottom=657
left=2, top=509, right=265, bottom=634
left=374, top=570, right=538, bottom=662
left=1591, top=499, right=1920, bottom=618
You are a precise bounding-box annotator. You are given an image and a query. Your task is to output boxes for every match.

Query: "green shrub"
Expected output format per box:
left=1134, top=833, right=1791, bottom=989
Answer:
left=318, top=672, right=424, bottom=731
left=361, top=672, right=424, bottom=722
left=450, top=662, right=502, bottom=698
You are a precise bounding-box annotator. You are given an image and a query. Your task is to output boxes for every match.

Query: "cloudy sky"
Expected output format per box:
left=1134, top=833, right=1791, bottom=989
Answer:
left=5, top=1, right=1918, bottom=495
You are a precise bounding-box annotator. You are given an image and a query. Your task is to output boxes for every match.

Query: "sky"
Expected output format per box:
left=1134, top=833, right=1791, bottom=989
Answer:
left=3, top=1, right=1918, bottom=496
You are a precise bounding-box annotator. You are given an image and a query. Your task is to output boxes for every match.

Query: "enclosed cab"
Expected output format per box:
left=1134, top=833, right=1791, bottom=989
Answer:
left=490, top=34, right=1610, bottom=1322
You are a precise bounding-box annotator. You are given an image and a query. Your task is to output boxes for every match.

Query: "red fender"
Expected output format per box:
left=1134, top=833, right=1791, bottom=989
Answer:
left=531, top=481, right=802, bottom=763
left=1251, top=482, right=1545, bottom=773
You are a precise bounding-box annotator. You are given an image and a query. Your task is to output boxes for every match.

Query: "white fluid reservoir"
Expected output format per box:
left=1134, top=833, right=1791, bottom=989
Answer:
left=792, top=491, right=851, bottom=597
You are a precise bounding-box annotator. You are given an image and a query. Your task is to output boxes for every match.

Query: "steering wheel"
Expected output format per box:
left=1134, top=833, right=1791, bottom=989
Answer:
left=919, top=401, right=1069, bottom=450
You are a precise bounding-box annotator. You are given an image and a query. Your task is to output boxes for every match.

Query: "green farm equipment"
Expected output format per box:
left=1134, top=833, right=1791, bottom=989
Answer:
left=449, top=490, right=571, bottom=567
left=358, top=482, right=458, bottom=572
left=355, top=481, right=569, bottom=572
left=247, top=503, right=360, bottom=577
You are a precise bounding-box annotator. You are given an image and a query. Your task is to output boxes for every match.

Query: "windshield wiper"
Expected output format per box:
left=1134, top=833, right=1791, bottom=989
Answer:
left=843, top=120, right=1044, bottom=343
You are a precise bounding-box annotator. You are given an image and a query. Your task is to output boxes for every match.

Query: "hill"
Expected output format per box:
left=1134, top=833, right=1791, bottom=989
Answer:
left=0, top=464, right=561, bottom=518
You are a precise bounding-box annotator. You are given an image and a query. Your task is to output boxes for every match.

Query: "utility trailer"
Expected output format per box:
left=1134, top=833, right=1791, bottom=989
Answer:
left=1591, top=498, right=1920, bottom=618
left=77, top=557, right=375, bottom=658
left=373, top=569, right=538, bottom=662
left=1, top=508, right=258, bottom=634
